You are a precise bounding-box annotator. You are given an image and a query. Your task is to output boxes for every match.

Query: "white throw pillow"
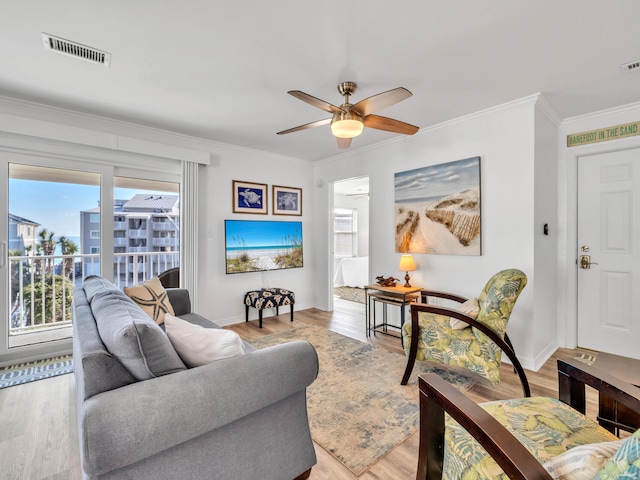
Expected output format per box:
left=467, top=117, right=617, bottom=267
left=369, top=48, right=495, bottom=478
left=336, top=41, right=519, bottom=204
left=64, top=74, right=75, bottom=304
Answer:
left=450, top=297, right=480, bottom=330
left=164, top=314, right=245, bottom=367
left=542, top=438, right=625, bottom=480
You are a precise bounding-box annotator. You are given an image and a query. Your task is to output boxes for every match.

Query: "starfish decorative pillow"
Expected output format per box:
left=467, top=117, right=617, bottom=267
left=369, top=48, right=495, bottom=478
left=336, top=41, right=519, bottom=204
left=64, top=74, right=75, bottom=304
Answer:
left=124, top=277, right=175, bottom=324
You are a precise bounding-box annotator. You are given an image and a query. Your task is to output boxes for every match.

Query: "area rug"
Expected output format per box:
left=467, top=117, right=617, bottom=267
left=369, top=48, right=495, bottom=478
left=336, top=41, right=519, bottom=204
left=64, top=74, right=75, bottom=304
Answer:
left=250, top=324, right=475, bottom=476
left=333, top=286, right=366, bottom=304
left=0, top=355, right=74, bottom=389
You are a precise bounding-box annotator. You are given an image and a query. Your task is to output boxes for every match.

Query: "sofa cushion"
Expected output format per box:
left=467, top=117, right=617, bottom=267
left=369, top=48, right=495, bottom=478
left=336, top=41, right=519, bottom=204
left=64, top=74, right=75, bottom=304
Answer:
left=124, top=277, right=175, bottom=325
left=165, top=313, right=245, bottom=367
left=83, top=275, right=121, bottom=303
left=73, top=286, right=137, bottom=399
left=91, top=289, right=186, bottom=380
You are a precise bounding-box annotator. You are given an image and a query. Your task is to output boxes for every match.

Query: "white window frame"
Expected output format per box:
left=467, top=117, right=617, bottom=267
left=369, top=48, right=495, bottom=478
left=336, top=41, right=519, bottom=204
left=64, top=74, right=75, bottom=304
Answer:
left=334, top=207, right=358, bottom=258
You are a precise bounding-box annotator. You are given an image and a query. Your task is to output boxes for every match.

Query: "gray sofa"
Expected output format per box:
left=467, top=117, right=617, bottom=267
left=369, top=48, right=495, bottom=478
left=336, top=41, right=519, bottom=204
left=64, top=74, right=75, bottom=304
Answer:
left=73, top=275, right=318, bottom=480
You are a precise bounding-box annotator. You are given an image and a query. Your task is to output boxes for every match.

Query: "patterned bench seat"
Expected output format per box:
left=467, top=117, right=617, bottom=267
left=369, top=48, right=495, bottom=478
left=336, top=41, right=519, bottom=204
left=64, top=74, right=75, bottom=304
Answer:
left=244, top=288, right=295, bottom=328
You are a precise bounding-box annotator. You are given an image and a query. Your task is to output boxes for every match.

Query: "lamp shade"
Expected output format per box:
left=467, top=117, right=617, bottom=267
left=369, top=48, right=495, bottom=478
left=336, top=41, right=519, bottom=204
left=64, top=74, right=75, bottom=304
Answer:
left=398, top=254, right=416, bottom=272
left=330, top=111, right=364, bottom=138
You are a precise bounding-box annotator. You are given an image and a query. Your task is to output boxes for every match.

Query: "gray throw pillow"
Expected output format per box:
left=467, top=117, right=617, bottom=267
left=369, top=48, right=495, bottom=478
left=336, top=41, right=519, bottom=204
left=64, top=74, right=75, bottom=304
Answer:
left=91, top=290, right=186, bottom=380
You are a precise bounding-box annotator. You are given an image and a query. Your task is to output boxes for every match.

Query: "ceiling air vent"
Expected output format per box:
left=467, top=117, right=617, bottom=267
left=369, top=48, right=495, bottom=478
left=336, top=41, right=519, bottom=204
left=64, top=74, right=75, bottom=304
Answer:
left=42, top=33, right=111, bottom=67
left=620, top=59, right=640, bottom=72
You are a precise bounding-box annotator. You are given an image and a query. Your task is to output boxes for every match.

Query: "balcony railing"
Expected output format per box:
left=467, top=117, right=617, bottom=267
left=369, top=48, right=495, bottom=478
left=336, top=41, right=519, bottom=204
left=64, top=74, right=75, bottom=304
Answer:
left=152, top=237, right=177, bottom=246
left=152, top=222, right=177, bottom=231
left=9, top=251, right=179, bottom=336
left=128, top=229, right=148, bottom=238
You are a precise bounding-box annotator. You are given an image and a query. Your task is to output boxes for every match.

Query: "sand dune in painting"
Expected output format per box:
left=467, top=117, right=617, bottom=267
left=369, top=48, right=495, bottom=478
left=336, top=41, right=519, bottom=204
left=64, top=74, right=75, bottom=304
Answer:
left=395, top=188, right=480, bottom=255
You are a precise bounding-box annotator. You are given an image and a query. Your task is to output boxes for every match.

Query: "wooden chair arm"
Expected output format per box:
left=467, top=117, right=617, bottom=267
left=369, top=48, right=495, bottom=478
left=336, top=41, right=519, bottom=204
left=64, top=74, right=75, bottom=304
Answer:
left=417, top=374, right=552, bottom=480
left=558, top=358, right=640, bottom=415
left=419, top=289, right=468, bottom=305
left=407, top=303, right=531, bottom=397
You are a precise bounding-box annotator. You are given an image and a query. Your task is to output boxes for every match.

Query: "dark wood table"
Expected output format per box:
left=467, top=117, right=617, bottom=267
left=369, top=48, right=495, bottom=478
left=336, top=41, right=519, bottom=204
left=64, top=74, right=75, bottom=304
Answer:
left=591, top=352, right=640, bottom=434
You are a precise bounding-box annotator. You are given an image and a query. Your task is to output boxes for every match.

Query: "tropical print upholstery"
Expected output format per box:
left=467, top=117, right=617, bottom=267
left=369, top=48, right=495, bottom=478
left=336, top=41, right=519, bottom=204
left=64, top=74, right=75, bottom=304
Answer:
left=443, top=396, right=620, bottom=480
left=597, top=428, right=640, bottom=479
left=402, top=269, right=527, bottom=385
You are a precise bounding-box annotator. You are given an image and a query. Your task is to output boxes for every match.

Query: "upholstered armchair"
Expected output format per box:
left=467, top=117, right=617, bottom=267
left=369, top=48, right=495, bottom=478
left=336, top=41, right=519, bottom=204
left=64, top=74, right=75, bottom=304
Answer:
left=401, top=269, right=530, bottom=396
left=416, top=358, right=640, bottom=480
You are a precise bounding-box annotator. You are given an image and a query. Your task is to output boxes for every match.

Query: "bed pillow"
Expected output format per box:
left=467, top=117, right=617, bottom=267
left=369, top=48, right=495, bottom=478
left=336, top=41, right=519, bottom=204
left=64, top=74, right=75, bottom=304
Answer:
left=124, top=277, right=175, bottom=324
left=542, top=438, right=625, bottom=480
left=164, top=314, right=245, bottom=367
left=450, top=297, right=480, bottom=330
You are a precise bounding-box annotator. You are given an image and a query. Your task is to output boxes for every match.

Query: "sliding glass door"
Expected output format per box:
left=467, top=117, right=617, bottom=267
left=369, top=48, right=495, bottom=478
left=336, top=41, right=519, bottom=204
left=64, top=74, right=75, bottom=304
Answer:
left=7, top=163, right=101, bottom=348
left=112, top=176, right=180, bottom=288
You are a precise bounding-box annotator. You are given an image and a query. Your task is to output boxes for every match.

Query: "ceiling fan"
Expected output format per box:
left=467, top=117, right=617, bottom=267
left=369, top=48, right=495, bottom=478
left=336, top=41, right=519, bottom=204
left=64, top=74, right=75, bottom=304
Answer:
left=277, top=82, right=419, bottom=149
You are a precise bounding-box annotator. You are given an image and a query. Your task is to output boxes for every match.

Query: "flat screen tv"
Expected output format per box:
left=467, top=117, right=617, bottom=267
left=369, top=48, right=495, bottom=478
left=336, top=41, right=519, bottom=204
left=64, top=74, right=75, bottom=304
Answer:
left=224, top=219, right=303, bottom=274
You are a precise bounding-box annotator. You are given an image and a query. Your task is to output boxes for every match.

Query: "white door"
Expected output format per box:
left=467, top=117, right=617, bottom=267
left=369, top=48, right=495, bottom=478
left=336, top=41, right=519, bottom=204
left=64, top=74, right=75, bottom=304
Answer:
left=577, top=148, right=640, bottom=359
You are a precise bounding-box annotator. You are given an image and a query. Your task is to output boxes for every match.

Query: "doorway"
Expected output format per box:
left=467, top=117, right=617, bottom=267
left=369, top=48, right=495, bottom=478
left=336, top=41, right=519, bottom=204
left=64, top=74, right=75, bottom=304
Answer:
left=577, top=148, right=640, bottom=359
left=332, top=177, right=370, bottom=311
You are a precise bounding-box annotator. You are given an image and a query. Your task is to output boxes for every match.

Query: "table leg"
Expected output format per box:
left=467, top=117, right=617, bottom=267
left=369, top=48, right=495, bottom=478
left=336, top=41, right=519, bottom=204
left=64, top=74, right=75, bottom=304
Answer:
left=365, top=288, right=370, bottom=337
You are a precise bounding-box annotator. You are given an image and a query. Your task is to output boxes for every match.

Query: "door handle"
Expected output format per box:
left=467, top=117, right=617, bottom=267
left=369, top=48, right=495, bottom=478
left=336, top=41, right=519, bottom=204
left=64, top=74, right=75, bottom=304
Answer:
left=579, top=255, right=599, bottom=269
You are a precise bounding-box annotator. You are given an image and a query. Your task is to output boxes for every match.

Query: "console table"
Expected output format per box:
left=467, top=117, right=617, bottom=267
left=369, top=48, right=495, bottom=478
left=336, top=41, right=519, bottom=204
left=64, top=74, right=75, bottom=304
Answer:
left=364, top=284, right=422, bottom=338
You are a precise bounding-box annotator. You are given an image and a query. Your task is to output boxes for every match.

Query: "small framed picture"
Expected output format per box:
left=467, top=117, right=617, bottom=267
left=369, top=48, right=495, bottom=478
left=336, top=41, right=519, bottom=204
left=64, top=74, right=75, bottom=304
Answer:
left=232, top=180, right=268, bottom=214
left=273, top=185, right=302, bottom=216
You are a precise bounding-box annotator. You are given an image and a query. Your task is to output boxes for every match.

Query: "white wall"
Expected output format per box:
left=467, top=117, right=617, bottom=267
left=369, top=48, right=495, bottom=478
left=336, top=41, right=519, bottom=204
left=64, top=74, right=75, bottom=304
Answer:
left=196, top=145, right=315, bottom=325
left=532, top=100, right=561, bottom=367
left=313, top=95, right=551, bottom=370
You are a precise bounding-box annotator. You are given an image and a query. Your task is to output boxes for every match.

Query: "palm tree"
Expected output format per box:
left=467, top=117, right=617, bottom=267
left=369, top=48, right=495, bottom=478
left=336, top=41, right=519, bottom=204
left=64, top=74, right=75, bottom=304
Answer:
left=38, top=228, right=56, bottom=274
left=58, top=236, right=79, bottom=278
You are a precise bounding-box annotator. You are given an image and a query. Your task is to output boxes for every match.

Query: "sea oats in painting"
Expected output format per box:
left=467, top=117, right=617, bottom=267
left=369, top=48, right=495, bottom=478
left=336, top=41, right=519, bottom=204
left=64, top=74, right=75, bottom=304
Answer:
left=395, top=156, right=481, bottom=255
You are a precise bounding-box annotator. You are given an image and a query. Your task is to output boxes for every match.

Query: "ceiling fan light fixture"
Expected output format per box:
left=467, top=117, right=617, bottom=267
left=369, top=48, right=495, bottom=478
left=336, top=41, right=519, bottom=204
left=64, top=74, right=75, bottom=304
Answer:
left=331, top=111, right=363, bottom=138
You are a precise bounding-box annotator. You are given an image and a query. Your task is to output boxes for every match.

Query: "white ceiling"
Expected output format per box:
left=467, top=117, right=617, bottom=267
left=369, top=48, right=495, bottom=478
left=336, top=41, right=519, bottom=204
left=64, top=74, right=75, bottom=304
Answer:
left=2, top=1, right=640, bottom=161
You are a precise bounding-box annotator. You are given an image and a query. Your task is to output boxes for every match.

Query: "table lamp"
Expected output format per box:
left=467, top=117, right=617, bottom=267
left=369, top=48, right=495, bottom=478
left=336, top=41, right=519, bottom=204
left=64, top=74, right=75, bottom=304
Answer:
left=398, top=254, right=416, bottom=288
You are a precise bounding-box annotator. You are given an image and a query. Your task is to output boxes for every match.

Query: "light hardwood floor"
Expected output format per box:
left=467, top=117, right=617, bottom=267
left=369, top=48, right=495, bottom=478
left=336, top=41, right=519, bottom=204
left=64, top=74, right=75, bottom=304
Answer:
left=0, top=299, right=599, bottom=480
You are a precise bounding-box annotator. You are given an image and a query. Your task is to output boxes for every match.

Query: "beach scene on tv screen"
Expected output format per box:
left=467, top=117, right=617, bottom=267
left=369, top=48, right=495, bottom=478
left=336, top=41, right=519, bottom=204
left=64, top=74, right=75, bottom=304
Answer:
left=225, top=220, right=303, bottom=273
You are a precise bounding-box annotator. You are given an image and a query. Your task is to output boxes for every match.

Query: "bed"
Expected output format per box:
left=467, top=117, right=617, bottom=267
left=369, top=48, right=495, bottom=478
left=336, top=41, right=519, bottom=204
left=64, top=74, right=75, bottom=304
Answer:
left=333, top=256, right=369, bottom=288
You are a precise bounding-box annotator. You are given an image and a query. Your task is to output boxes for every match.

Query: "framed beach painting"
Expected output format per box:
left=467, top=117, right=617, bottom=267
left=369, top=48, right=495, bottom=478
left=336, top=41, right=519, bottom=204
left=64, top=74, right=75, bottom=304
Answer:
left=224, top=219, right=303, bottom=274
left=232, top=180, right=268, bottom=214
left=273, top=185, right=302, bottom=216
left=394, top=156, right=481, bottom=255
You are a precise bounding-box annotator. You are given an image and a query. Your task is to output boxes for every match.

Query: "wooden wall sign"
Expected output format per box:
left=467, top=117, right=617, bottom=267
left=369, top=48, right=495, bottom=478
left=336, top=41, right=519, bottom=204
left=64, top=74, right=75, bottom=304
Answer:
left=567, top=121, right=640, bottom=147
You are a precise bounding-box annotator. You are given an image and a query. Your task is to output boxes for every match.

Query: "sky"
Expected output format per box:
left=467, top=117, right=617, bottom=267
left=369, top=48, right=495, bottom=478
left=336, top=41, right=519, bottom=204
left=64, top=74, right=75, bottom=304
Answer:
left=9, top=179, right=174, bottom=238
left=394, top=156, right=480, bottom=203
left=225, top=219, right=302, bottom=248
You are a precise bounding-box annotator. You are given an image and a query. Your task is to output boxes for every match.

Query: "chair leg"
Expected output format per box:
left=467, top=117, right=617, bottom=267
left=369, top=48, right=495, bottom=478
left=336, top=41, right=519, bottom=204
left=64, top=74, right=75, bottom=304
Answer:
left=401, top=330, right=419, bottom=385
left=259, top=309, right=263, bottom=328
left=290, top=303, right=294, bottom=322
left=245, top=305, right=249, bottom=322
left=276, top=306, right=279, bottom=316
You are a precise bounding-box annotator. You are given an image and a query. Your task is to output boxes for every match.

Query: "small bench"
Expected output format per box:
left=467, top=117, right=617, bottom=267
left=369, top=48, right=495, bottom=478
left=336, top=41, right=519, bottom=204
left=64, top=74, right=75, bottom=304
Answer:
left=244, top=288, right=295, bottom=328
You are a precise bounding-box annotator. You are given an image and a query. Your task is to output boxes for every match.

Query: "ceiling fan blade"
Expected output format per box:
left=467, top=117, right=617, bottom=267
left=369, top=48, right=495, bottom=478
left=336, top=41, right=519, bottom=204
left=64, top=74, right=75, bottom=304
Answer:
left=288, top=91, right=343, bottom=114
left=363, top=115, right=419, bottom=135
left=336, top=137, right=352, bottom=149
left=277, top=118, right=331, bottom=135
left=352, top=87, right=412, bottom=116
